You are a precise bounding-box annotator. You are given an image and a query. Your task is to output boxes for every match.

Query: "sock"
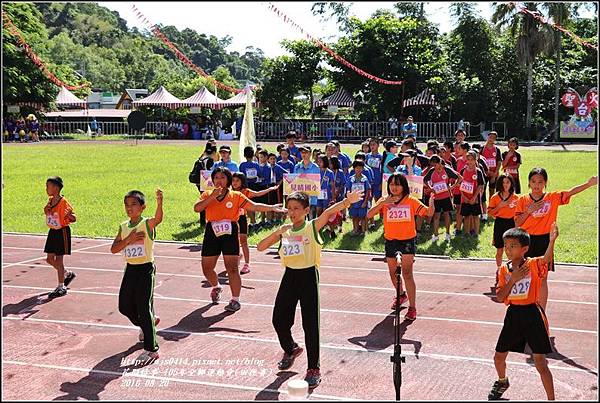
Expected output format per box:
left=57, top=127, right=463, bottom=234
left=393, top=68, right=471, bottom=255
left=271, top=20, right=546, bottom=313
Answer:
left=399, top=291, right=406, bottom=296
left=58, top=283, right=65, bottom=288
left=498, top=376, right=508, bottom=382
left=232, top=296, right=240, bottom=302
left=213, top=285, right=222, bottom=290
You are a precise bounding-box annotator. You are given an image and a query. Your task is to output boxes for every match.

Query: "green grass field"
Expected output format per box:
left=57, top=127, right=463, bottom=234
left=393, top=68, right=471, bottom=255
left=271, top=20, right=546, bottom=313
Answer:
left=2, top=141, right=597, bottom=264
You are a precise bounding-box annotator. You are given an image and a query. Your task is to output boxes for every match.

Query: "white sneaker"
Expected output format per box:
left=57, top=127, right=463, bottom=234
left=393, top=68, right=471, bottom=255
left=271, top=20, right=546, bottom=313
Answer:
left=445, top=233, right=451, bottom=242
left=431, top=235, right=439, bottom=242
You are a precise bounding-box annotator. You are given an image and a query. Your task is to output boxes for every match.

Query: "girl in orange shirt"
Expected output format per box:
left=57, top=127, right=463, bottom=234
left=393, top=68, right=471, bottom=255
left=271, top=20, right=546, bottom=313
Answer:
left=232, top=172, right=279, bottom=274
left=487, top=174, right=519, bottom=269
left=194, top=167, right=286, bottom=312
left=514, top=167, right=597, bottom=311
left=367, top=173, right=434, bottom=320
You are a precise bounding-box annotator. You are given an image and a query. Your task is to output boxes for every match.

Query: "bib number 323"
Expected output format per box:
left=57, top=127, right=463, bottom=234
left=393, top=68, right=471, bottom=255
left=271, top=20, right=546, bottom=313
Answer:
left=281, top=237, right=304, bottom=257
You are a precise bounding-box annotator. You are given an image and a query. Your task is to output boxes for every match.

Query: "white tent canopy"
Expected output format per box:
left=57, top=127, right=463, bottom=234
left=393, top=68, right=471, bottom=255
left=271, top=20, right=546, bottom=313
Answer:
left=182, top=87, right=226, bottom=109
left=223, top=85, right=256, bottom=107
left=132, top=86, right=184, bottom=109
left=56, top=86, right=87, bottom=107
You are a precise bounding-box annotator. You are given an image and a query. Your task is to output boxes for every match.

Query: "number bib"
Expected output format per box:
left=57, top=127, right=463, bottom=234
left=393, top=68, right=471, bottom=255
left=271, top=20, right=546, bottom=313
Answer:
left=211, top=220, right=232, bottom=237
left=318, top=189, right=328, bottom=200
left=387, top=205, right=411, bottom=222
left=460, top=181, right=475, bottom=194
left=505, top=168, right=518, bottom=175
left=46, top=213, right=60, bottom=228
left=124, top=241, right=146, bottom=259
left=352, top=183, right=365, bottom=193
left=367, top=158, right=381, bottom=169
left=246, top=168, right=258, bottom=179
left=486, top=158, right=497, bottom=168
left=432, top=181, right=448, bottom=194
left=508, top=274, right=532, bottom=301
left=281, top=236, right=304, bottom=257
left=531, top=201, right=551, bottom=218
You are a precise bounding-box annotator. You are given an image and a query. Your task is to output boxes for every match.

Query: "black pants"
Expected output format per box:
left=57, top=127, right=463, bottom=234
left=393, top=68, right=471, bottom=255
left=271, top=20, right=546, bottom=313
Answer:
left=272, top=267, right=320, bottom=369
left=118, top=262, right=158, bottom=352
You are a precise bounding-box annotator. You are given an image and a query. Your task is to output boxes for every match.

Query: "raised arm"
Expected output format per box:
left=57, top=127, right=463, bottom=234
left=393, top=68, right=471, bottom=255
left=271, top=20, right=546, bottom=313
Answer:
left=257, top=224, right=292, bottom=251
left=244, top=199, right=287, bottom=214
left=315, top=189, right=363, bottom=231
left=148, top=189, right=163, bottom=230
left=542, top=223, right=559, bottom=265
left=565, top=176, right=597, bottom=198
left=247, top=185, right=279, bottom=198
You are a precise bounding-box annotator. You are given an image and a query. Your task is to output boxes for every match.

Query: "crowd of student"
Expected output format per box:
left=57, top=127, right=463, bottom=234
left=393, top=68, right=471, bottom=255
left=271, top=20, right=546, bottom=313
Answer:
left=39, top=128, right=596, bottom=397
left=3, top=115, right=41, bottom=142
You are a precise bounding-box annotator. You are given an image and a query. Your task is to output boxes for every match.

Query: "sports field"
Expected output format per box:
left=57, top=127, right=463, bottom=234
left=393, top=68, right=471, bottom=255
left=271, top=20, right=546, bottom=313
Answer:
left=2, top=140, right=598, bottom=264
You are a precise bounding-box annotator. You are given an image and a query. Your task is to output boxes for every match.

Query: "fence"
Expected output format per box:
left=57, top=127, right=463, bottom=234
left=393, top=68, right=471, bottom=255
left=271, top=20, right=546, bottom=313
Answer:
left=38, top=121, right=172, bottom=138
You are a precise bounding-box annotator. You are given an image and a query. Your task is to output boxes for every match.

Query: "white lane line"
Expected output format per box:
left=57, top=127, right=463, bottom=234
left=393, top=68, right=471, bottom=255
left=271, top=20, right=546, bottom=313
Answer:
left=2, top=360, right=354, bottom=401
left=1, top=242, right=113, bottom=269
left=3, top=285, right=596, bottom=335
left=4, top=263, right=596, bottom=306
left=3, top=316, right=596, bottom=375
left=3, top=247, right=596, bottom=286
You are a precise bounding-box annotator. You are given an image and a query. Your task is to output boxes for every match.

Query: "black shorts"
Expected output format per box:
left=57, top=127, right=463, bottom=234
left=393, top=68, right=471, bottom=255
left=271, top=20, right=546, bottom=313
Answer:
left=422, top=194, right=430, bottom=208
left=267, top=187, right=279, bottom=205
left=493, top=217, right=515, bottom=248
left=252, top=184, right=268, bottom=205
left=44, top=226, right=71, bottom=255
left=238, top=215, right=248, bottom=235
left=453, top=194, right=461, bottom=206
left=526, top=233, right=554, bottom=271
left=434, top=197, right=453, bottom=213
left=202, top=221, right=240, bottom=257
left=385, top=238, right=416, bottom=257
left=495, top=304, right=552, bottom=354
left=481, top=185, right=487, bottom=203
left=460, top=201, right=482, bottom=216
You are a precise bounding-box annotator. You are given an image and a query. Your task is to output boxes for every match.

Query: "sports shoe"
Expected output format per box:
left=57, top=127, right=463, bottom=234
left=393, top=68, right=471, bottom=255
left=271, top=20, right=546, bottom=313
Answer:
left=135, top=350, right=159, bottom=366
left=390, top=293, right=408, bottom=310
left=64, top=271, right=76, bottom=287
left=224, top=299, right=241, bottom=312
left=304, top=368, right=321, bottom=389
left=139, top=316, right=161, bottom=341
left=487, top=378, right=510, bottom=400
left=240, top=263, right=251, bottom=274
left=210, top=287, right=223, bottom=304
left=48, top=285, right=67, bottom=299
left=277, top=345, right=304, bottom=370
left=431, top=234, right=439, bottom=242
left=404, top=306, right=417, bottom=321
left=445, top=233, right=452, bottom=242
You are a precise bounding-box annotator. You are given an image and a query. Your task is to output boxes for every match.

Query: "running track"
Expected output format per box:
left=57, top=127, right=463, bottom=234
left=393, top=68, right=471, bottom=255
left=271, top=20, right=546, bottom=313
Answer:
left=2, top=233, right=597, bottom=400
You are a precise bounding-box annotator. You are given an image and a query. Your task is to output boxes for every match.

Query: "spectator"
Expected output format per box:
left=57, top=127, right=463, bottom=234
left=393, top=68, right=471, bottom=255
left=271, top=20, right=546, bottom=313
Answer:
left=90, top=118, right=99, bottom=136
left=213, top=145, right=239, bottom=172
left=389, top=116, right=399, bottom=137
left=402, top=116, right=418, bottom=139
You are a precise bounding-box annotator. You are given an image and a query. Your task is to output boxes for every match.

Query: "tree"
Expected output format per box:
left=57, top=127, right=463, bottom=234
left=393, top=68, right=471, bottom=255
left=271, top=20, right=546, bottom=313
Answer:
left=492, top=2, right=554, bottom=132
left=394, top=2, right=425, bottom=19
left=311, top=2, right=354, bottom=33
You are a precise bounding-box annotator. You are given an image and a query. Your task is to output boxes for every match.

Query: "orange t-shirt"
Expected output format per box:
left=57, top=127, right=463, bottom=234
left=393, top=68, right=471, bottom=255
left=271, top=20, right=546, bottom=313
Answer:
left=487, top=193, right=519, bottom=219
left=515, top=191, right=570, bottom=235
left=45, top=196, right=74, bottom=229
left=200, top=189, right=249, bottom=222
left=382, top=195, right=429, bottom=241
left=496, top=257, right=548, bottom=306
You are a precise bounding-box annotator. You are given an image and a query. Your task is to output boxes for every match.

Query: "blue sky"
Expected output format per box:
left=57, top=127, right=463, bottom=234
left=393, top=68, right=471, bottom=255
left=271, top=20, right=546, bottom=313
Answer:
left=99, top=2, right=596, bottom=58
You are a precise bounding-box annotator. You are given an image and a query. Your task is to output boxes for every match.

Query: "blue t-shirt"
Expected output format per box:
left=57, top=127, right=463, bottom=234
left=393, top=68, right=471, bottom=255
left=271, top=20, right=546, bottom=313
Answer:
left=366, top=152, right=383, bottom=184
left=294, top=161, right=320, bottom=206
left=261, top=164, right=282, bottom=185
left=239, top=161, right=261, bottom=185
left=288, top=145, right=302, bottom=161
left=213, top=160, right=239, bottom=172
left=332, top=170, right=346, bottom=201
left=277, top=159, right=295, bottom=174
left=319, top=168, right=335, bottom=201
left=349, top=166, right=374, bottom=189
left=396, top=164, right=423, bottom=176
left=402, top=122, right=417, bottom=138
left=277, top=155, right=297, bottom=165
left=257, top=163, right=270, bottom=186
left=346, top=174, right=370, bottom=208
left=383, top=153, right=397, bottom=174
left=338, top=153, right=351, bottom=174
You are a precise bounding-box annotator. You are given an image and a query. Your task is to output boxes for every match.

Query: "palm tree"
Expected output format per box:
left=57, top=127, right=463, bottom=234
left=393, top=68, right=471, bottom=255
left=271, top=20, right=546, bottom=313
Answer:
left=542, top=3, right=579, bottom=139
left=492, top=2, right=554, bottom=133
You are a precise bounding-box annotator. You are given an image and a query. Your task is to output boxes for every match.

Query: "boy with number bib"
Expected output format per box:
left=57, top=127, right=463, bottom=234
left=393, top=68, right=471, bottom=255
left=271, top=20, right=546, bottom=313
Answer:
left=44, top=176, right=77, bottom=299
left=257, top=189, right=364, bottom=389
left=489, top=225, right=558, bottom=400
left=111, top=189, right=163, bottom=366
left=367, top=173, right=435, bottom=319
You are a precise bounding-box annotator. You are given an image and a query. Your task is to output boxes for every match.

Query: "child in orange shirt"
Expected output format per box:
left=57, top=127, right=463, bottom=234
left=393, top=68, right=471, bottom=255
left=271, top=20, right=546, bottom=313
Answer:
left=514, top=168, right=597, bottom=311
left=43, top=176, right=77, bottom=299
left=489, top=224, right=558, bottom=400
left=487, top=174, right=519, bottom=269
left=367, top=173, right=434, bottom=320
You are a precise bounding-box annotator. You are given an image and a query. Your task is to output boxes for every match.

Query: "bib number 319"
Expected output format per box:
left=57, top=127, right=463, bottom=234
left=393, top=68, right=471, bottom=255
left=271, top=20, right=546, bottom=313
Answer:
left=211, top=220, right=232, bottom=237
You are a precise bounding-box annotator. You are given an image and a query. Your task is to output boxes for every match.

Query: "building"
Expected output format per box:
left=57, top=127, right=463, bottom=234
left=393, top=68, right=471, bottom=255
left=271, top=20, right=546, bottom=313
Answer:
left=116, top=89, right=149, bottom=110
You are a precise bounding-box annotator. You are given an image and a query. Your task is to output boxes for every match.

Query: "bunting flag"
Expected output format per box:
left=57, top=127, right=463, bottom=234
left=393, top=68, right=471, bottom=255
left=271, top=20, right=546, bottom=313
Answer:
left=131, top=4, right=245, bottom=94
left=266, top=3, right=404, bottom=86
left=514, top=4, right=598, bottom=51
left=1, top=11, right=90, bottom=90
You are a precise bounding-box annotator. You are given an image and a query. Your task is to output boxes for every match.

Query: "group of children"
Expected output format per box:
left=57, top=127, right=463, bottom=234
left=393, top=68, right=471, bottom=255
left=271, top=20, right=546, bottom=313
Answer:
left=3, top=115, right=41, bottom=142
left=41, top=129, right=596, bottom=396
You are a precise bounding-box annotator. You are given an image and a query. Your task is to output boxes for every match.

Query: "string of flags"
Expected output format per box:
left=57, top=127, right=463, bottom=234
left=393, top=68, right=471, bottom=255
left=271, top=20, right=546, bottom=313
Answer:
left=266, top=3, right=405, bottom=86
left=131, top=4, right=244, bottom=94
left=2, top=11, right=90, bottom=91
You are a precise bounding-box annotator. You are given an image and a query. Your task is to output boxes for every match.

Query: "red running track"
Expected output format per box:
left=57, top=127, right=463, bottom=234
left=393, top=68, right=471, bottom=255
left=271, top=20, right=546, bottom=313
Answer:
left=2, top=233, right=598, bottom=400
